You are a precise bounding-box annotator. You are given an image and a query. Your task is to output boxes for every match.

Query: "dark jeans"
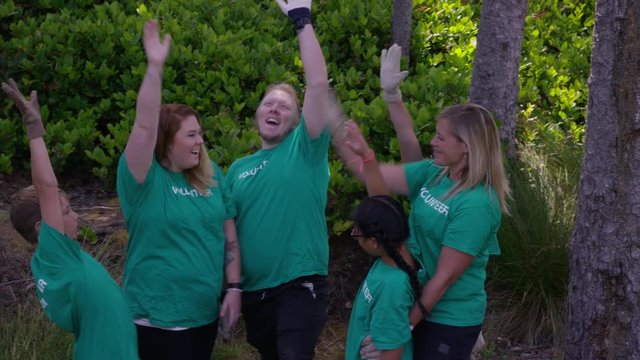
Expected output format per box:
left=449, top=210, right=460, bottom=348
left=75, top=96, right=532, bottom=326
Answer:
left=412, top=320, right=482, bottom=360
left=136, top=320, right=218, bottom=360
left=242, top=275, right=329, bottom=360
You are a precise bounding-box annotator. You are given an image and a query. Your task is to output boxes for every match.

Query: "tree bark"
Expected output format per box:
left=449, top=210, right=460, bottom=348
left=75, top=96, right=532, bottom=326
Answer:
left=391, top=0, right=413, bottom=65
left=565, top=0, right=640, bottom=359
left=468, top=0, right=528, bottom=158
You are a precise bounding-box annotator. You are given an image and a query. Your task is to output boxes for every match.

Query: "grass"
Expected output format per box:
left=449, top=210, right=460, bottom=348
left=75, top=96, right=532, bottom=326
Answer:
left=0, top=297, right=348, bottom=360
left=486, top=139, right=581, bottom=346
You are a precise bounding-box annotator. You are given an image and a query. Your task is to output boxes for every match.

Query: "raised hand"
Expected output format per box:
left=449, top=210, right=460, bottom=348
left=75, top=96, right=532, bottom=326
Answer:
left=345, top=120, right=372, bottom=158
left=143, top=20, right=171, bottom=68
left=1, top=79, right=45, bottom=139
left=380, top=44, right=409, bottom=103
left=275, top=0, right=312, bottom=15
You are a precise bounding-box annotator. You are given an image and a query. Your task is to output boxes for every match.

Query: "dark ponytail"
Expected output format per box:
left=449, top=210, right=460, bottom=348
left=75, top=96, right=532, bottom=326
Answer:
left=352, top=196, right=421, bottom=299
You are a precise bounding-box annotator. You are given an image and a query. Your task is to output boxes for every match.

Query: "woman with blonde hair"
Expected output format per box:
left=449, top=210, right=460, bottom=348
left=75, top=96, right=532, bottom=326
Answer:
left=341, top=102, right=510, bottom=359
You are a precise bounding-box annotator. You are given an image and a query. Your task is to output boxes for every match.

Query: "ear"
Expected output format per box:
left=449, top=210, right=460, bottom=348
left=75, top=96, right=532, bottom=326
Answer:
left=34, top=221, right=42, bottom=234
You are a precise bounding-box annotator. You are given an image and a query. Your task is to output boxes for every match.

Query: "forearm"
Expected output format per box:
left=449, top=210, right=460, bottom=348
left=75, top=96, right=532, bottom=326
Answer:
left=380, top=347, right=403, bottom=360
left=223, top=219, right=241, bottom=284
left=362, top=152, right=389, bottom=196
left=30, top=138, right=58, bottom=190
left=134, top=64, right=163, bottom=133
left=386, top=101, right=422, bottom=162
left=298, top=25, right=328, bottom=89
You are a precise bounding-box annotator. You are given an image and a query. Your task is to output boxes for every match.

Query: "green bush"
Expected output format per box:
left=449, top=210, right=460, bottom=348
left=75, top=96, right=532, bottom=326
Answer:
left=1, top=0, right=594, bottom=350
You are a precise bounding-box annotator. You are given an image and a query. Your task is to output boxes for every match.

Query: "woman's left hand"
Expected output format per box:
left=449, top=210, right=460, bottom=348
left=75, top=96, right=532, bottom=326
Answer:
left=219, top=290, right=242, bottom=338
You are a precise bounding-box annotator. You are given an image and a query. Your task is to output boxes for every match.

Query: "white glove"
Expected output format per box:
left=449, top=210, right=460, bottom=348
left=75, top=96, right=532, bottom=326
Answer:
left=380, top=44, right=409, bottom=103
left=275, top=0, right=312, bottom=15
left=359, top=335, right=382, bottom=360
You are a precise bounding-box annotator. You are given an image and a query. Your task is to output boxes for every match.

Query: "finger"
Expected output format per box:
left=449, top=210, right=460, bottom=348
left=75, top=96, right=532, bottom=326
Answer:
left=1, top=82, right=20, bottom=102
left=4, top=79, right=23, bottom=100
left=161, top=33, right=172, bottom=48
left=390, top=43, right=401, bottom=55
left=29, top=90, right=38, bottom=106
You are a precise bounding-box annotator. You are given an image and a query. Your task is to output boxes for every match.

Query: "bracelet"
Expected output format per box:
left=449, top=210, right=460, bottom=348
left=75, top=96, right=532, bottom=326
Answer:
left=362, top=150, right=375, bottom=163
left=227, top=282, right=242, bottom=290
left=417, top=301, right=430, bottom=318
left=288, top=8, right=312, bottom=31
left=226, top=288, right=243, bottom=293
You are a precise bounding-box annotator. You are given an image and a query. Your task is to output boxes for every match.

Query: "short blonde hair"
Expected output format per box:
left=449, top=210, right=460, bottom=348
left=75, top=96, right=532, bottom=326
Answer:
left=257, top=82, right=301, bottom=125
left=435, top=103, right=511, bottom=214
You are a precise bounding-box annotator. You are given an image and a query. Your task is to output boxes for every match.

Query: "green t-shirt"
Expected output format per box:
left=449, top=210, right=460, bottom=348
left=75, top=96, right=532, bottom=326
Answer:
left=31, top=222, right=138, bottom=359
left=117, top=155, right=235, bottom=327
left=345, top=259, right=417, bottom=360
left=225, top=118, right=330, bottom=291
left=404, top=160, right=501, bottom=326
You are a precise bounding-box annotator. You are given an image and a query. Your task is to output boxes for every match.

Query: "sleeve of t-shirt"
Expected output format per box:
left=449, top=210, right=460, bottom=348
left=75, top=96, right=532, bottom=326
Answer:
left=297, top=114, right=330, bottom=163
left=36, top=222, right=82, bottom=267
left=404, top=160, right=441, bottom=199
left=442, top=194, right=500, bottom=256
left=212, top=162, right=236, bottom=219
left=116, top=154, right=156, bottom=220
left=369, top=276, right=413, bottom=350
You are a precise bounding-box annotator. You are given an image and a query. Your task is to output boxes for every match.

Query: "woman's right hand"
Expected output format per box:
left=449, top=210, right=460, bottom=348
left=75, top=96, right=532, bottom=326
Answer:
left=143, top=20, right=171, bottom=69
left=345, top=120, right=373, bottom=158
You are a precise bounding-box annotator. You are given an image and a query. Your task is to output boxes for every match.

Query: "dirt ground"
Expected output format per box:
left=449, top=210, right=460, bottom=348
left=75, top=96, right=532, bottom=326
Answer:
left=0, top=172, right=560, bottom=359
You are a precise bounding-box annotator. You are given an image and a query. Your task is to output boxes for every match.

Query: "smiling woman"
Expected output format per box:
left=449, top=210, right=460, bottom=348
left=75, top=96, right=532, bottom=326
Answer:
left=116, top=20, right=242, bottom=360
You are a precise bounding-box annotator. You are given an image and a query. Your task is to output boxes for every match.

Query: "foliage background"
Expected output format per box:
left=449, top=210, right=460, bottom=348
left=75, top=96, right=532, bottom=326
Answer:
left=0, top=0, right=593, bottom=355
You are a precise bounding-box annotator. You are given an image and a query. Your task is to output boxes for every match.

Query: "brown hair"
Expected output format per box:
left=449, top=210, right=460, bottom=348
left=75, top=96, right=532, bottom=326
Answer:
left=156, top=104, right=215, bottom=194
left=435, top=103, right=511, bottom=214
left=10, top=186, right=70, bottom=244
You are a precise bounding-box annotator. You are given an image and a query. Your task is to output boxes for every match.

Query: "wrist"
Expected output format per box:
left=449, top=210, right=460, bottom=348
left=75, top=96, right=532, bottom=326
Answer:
left=226, top=282, right=242, bottom=292
left=146, top=63, right=164, bottom=76
left=362, top=150, right=375, bottom=163
left=288, top=8, right=312, bottom=31
left=417, top=300, right=430, bottom=318
left=383, top=89, right=402, bottom=103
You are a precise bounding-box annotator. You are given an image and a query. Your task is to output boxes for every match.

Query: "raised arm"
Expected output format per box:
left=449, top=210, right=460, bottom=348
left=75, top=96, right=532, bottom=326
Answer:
left=2, top=80, right=63, bottom=233
left=380, top=44, right=422, bottom=162
left=344, top=121, right=389, bottom=196
left=275, top=0, right=330, bottom=138
left=124, top=20, right=171, bottom=184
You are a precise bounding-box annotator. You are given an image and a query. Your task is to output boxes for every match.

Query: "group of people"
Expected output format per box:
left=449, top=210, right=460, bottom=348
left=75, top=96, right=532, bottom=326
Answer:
left=5, top=0, right=510, bottom=359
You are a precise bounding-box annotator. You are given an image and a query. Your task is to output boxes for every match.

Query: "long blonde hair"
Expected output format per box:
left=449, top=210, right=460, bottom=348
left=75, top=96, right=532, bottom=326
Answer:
left=435, top=103, right=511, bottom=214
left=156, top=104, right=215, bottom=195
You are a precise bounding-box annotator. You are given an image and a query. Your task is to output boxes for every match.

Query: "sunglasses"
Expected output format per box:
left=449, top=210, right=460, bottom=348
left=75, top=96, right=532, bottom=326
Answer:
left=350, top=226, right=366, bottom=238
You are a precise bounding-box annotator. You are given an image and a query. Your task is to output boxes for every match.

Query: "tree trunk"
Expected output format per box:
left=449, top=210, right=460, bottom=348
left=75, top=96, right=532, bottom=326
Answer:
left=565, top=1, right=640, bottom=359
left=391, top=0, right=413, bottom=65
left=468, top=0, right=528, bottom=158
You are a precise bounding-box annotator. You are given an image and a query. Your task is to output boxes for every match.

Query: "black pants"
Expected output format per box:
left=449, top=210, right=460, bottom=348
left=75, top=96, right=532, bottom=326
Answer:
left=136, top=320, right=218, bottom=360
left=242, top=275, right=329, bottom=360
left=412, top=321, right=482, bottom=360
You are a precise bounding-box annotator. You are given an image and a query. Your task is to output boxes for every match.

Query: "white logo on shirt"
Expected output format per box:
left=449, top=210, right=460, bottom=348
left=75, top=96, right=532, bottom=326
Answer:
left=40, top=298, right=48, bottom=309
left=171, top=186, right=212, bottom=197
left=362, top=281, right=372, bottom=303
left=238, top=161, right=268, bottom=179
left=37, top=278, right=48, bottom=293
left=419, top=187, right=449, bottom=216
